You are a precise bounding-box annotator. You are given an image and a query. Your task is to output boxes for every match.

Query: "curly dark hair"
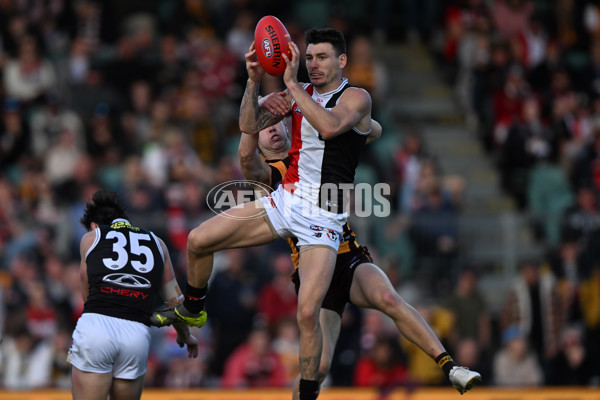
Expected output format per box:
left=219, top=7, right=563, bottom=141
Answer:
left=80, top=189, right=129, bottom=230
left=304, top=28, right=346, bottom=56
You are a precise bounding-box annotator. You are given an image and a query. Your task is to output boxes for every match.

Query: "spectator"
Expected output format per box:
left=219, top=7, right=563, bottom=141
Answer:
left=493, top=64, right=532, bottom=153
left=68, top=65, right=125, bottom=123
left=160, top=331, right=209, bottom=388
left=123, top=80, right=154, bottom=147
left=44, top=129, right=84, bottom=187
left=205, top=249, right=260, bottom=376
left=560, top=185, right=600, bottom=273
left=65, top=37, right=92, bottom=86
left=546, top=324, right=598, bottom=385
left=445, top=269, right=491, bottom=357
left=0, top=326, right=54, bottom=389
left=3, top=35, right=57, bottom=103
left=454, top=338, right=489, bottom=384
left=272, top=318, right=300, bottom=386
left=42, top=254, right=77, bottom=331
left=527, top=39, right=565, bottom=94
left=394, top=130, right=428, bottom=213
left=24, top=280, right=57, bottom=341
left=492, top=324, right=544, bottom=386
left=353, top=335, right=408, bottom=388
left=490, top=0, right=535, bottom=40
left=579, top=267, right=600, bottom=371
left=344, top=34, right=389, bottom=113
left=257, top=253, right=298, bottom=330
left=226, top=11, right=255, bottom=60
left=0, top=98, right=29, bottom=170
left=550, top=241, right=584, bottom=325
left=30, top=91, right=86, bottom=158
left=410, top=180, right=460, bottom=293
left=221, top=324, right=287, bottom=388
left=50, top=329, right=73, bottom=388
left=518, top=14, right=548, bottom=70
left=499, top=261, right=562, bottom=364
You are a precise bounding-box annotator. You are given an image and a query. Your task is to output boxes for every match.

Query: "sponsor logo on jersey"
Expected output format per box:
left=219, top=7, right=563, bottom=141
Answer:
left=100, top=286, right=149, bottom=299
left=103, top=273, right=151, bottom=288
left=110, top=221, right=134, bottom=229
left=326, top=230, right=339, bottom=242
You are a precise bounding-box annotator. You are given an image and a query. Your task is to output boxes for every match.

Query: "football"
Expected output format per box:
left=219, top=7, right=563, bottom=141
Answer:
left=254, top=15, right=292, bottom=76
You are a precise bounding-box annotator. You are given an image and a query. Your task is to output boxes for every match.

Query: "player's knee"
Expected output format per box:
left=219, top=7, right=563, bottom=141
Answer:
left=296, top=305, right=319, bottom=331
left=378, top=289, right=403, bottom=313
left=187, top=225, right=211, bottom=255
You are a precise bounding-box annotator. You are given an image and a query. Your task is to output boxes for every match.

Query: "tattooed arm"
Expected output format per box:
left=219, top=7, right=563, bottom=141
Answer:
left=239, top=43, right=292, bottom=134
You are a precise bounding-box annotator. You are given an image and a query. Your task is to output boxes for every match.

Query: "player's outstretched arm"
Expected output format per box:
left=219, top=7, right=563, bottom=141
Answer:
left=239, top=43, right=289, bottom=134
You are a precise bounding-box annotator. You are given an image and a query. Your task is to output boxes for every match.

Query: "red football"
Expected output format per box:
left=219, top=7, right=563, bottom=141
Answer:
left=254, top=15, right=292, bottom=76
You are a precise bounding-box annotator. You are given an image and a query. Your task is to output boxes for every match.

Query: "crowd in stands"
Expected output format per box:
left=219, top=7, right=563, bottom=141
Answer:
left=441, top=0, right=600, bottom=387
left=0, top=0, right=599, bottom=392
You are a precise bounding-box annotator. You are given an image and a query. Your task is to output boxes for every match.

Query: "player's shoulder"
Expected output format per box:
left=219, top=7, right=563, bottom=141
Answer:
left=338, top=86, right=372, bottom=110
left=342, top=86, right=371, bottom=99
left=80, top=229, right=97, bottom=251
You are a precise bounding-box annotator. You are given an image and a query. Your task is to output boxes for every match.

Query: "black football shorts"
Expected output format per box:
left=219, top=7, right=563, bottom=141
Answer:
left=291, top=246, right=373, bottom=317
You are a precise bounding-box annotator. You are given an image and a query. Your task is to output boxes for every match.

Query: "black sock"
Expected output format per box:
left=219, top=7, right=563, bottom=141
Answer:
left=435, top=352, right=457, bottom=377
left=182, top=283, right=207, bottom=313
left=299, top=379, right=319, bottom=400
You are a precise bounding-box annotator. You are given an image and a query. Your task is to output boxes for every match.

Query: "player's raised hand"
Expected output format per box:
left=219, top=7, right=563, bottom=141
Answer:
left=245, top=42, right=265, bottom=83
left=283, top=41, right=300, bottom=87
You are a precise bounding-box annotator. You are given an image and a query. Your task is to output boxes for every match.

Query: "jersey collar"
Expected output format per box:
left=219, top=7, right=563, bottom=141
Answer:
left=313, top=78, right=348, bottom=97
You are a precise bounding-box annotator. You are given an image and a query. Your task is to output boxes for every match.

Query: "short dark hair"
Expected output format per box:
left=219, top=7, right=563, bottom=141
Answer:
left=80, top=189, right=129, bottom=230
left=304, top=28, right=346, bottom=56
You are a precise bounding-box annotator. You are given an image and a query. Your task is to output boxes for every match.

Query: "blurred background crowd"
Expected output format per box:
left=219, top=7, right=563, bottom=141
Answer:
left=1, top=0, right=600, bottom=392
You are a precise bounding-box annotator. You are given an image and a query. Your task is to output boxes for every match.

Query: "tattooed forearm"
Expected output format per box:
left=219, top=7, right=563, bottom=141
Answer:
left=240, top=79, right=284, bottom=133
left=240, top=81, right=259, bottom=113
left=252, top=85, right=260, bottom=121
left=240, top=79, right=262, bottom=132
left=299, top=355, right=320, bottom=380
left=257, top=110, right=278, bottom=131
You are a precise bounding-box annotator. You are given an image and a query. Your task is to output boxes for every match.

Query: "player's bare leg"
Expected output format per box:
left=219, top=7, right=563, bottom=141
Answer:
left=296, top=246, right=336, bottom=398
left=152, top=200, right=278, bottom=327
left=187, top=200, right=277, bottom=287
left=350, top=262, right=481, bottom=393
left=110, top=376, right=145, bottom=400
left=350, top=263, right=444, bottom=357
left=293, top=308, right=341, bottom=400
left=71, top=367, right=112, bottom=400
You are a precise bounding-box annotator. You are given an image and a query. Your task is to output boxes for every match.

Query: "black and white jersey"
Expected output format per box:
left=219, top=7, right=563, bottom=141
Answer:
left=283, top=78, right=369, bottom=212
left=83, top=219, right=164, bottom=326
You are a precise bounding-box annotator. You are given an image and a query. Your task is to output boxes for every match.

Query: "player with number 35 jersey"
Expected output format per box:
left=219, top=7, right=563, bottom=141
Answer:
left=67, top=190, right=198, bottom=400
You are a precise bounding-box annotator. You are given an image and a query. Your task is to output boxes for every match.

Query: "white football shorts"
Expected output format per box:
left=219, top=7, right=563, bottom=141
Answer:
left=261, top=185, right=346, bottom=251
left=67, top=313, right=152, bottom=379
